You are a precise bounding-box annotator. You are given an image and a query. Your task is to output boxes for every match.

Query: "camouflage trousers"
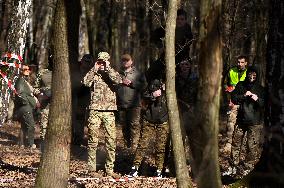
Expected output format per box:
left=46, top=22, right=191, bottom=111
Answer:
left=87, top=110, right=116, bottom=173
left=118, top=107, right=141, bottom=150
left=133, top=119, right=169, bottom=170
left=231, top=124, right=263, bottom=174
left=40, top=104, right=49, bottom=139
left=226, top=104, right=239, bottom=144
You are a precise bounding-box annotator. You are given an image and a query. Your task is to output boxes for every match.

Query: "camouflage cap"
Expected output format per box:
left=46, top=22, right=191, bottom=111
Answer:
left=97, top=52, right=110, bottom=61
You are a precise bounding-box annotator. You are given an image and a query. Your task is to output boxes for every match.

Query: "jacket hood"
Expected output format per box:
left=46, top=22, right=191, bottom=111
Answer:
left=244, top=66, right=259, bottom=87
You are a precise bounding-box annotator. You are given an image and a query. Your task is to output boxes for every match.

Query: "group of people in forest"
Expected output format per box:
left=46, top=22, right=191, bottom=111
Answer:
left=81, top=50, right=197, bottom=178
left=10, top=8, right=195, bottom=179
left=7, top=7, right=265, bottom=180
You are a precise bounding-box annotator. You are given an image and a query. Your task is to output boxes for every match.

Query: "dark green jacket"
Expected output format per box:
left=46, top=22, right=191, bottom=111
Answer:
left=14, top=77, right=37, bottom=117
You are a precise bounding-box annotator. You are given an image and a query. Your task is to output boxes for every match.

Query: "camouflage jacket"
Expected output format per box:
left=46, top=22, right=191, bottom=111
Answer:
left=34, top=68, right=52, bottom=94
left=34, top=68, right=52, bottom=108
left=83, top=66, right=122, bottom=110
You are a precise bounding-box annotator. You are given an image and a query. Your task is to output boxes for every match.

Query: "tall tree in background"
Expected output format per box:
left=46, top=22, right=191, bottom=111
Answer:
left=34, top=0, right=56, bottom=70
left=35, top=0, right=72, bottom=187
left=65, top=0, right=82, bottom=145
left=261, top=0, right=284, bottom=186
left=165, top=1, right=192, bottom=187
left=0, top=0, right=32, bottom=125
left=0, top=0, right=12, bottom=53
left=252, top=0, right=268, bottom=85
left=84, top=0, right=96, bottom=56
left=6, top=0, right=32, bottom=56
left=189, top=0, right=222, bottom=187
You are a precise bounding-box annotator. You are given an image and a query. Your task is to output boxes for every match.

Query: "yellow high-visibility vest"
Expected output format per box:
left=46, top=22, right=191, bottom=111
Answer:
left=229, top=67, right=247, bottom=86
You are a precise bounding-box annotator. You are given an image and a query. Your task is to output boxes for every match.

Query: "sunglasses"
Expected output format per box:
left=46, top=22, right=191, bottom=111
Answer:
left=23, top=68, right=30, bottom=71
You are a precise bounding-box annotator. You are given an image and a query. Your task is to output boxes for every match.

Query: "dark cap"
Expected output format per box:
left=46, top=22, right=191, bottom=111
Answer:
left=81, top=54, right=93, bottom=64
left=121, top=54, right=132, bottom=61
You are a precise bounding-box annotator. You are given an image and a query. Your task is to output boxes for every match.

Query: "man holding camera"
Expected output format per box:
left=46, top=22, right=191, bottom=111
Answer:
left=83, top=52, right=122, bottom=178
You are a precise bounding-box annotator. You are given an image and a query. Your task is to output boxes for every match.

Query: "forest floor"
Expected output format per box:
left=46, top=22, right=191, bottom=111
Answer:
left=0, top=114, right=234, bottom=188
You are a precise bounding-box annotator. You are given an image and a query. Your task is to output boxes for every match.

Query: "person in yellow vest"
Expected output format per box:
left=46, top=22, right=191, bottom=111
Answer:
left=222, top=55, right=248, bottom=154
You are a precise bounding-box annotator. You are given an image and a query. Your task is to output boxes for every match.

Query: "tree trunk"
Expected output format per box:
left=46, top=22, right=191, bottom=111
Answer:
left=65, top=0, right=82, bottom=146
left=252, top=0, right=269, bottom=86
left=189, top=0, right=222, bottom=188
left=34, top=0, right=56, bottom=70
left=79, top=0, right=90, bottom=58
left=35, top=0, right=72, bottom=187
left=258, top=0, right=284, bottom=186
left=84, top=0, right=96, bottom=56
left=165, top=1, right=193, bottom=188
left=6, top=0, right=32, bottom=56
left=0, top=0, right=13, bottom=53
left=0, top=0, right=32, bottom=125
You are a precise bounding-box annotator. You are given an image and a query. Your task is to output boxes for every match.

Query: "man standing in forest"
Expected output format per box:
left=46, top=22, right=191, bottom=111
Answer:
left=176, top=59, right=198, bottom=139
left=129, top=63, right=169, bottom=178
left=34, top=54, right=53, bottom=151
left=151, top=8, right=193, bottom=64
left=229, top=67, right=265, bottom=177
left=14, top=64, right=40, bottom=148
left=82, top=52, right=122, bottom=178
left=222, top=55, right=248, bottom=154
left=116, top=54, right=146, bottom=152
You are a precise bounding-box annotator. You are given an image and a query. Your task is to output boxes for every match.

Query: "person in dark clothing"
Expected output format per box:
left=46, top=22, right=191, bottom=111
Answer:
left=151, top=8, right=193, bottom=64
left=14, top=64, right=40, bottom=148
left=116, top=54, right=147, bottom=151
left=224, top=67, right=265, bottom=177
left=128, top=67, right=169, bottom=178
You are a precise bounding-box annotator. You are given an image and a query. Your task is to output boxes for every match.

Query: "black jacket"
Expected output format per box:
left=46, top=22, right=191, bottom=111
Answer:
left=231, top=75, right=265, bottom=126
left=14, top=77, right=37, bottom=117
left=142, top=79, right=168, bottom=124
left=116, top=67, right=146, bottom=108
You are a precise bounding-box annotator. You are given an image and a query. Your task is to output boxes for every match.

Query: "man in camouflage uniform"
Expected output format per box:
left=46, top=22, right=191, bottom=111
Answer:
left=129, top=66, right=169, bottom=178
left=34, top=64, right=52, bottom=150
left=82, top=52, right=122, bottom=177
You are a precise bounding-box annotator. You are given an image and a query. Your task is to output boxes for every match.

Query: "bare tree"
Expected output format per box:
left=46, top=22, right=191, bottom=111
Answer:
left=35, top=0, right=72, bottom=187
left=189, top=0, right=222, bottom=187
left=34, top=0, right=56, bottom=70
left=0, top=0, right=32, bottom=125
left=165, top=1, right=192, bottom=188
left=256, top=1, right=284, bottom=186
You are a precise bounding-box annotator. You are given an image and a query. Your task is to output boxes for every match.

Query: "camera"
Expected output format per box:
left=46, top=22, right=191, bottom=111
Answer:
left=97, top=60, right=106, bottom=71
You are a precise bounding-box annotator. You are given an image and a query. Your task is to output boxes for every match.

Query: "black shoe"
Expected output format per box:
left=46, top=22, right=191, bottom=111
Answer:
left=128, top=166, right=138, bottom=177
left=154, top=169, right=162, bottom=178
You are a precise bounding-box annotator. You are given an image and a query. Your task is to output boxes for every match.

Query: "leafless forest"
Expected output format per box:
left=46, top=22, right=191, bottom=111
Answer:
left=0, top=0, right=283, bottom=187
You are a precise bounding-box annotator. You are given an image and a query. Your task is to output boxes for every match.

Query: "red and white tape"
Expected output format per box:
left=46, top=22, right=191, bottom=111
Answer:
left=2, top=53, right=23, bottom=62
left=0, top=70, right=17, bottom=94
left=0, top=60, right=22, bottom=68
